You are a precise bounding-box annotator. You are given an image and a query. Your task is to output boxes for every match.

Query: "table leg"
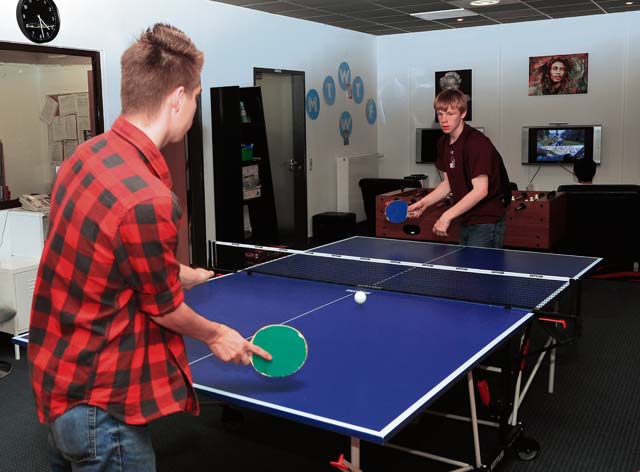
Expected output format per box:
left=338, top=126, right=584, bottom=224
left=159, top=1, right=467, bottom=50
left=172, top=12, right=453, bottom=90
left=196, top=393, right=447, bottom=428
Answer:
left=467, top=371, right=482, bottom=469
left=548, top=344, right=556, bottom=394
left=351, top=436, right=361, bottom=470
left=330, top=438, right=364, bottom=472
left=14, top=344, right=20, bottom=361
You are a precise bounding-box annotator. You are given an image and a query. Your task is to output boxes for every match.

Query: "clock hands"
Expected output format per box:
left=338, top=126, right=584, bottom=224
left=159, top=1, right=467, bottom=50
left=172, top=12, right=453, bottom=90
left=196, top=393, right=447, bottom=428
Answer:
left=37, top=14, right=53, bottom=30
left=26, top=14, right=54, bottom=38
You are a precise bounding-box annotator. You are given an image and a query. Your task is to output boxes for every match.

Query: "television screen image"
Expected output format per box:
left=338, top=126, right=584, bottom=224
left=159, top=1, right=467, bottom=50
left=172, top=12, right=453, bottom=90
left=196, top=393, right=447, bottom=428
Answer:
left=522, top=125, right=601, bottom=165
left=535, top=128, right=585, bottom=163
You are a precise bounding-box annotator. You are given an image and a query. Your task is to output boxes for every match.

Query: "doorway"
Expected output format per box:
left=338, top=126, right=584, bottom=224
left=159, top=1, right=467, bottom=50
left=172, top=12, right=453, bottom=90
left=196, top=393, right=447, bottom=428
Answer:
left=0, top=42, right=103, bottom=200
left=254, top=68, right=308, bottom=249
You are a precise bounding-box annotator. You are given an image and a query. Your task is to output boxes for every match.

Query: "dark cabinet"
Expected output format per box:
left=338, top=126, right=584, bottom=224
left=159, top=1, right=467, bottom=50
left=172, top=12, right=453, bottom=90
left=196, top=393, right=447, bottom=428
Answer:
left=210, top=86, right=278, bottom=268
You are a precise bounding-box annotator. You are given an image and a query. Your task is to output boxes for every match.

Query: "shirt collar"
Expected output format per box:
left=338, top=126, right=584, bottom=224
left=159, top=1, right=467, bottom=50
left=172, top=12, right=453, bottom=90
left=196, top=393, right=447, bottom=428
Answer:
left=447, top=123, right=472, bottom=149
left=460, top=123, right=473, bottom=139
left=111, top=116, right=173, bottom=189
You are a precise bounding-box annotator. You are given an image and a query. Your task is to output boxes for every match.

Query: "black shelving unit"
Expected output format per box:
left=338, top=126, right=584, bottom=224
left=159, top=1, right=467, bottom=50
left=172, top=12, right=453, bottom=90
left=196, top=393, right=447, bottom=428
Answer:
left=210, top=86, right=278, bottom=269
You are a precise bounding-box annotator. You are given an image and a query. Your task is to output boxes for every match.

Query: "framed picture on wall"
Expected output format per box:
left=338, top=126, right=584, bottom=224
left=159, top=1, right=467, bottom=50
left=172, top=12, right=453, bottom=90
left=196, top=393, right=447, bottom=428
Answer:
left=528, top=53, right=588, bottom=96
left=435, top=69, right=472, bottom=121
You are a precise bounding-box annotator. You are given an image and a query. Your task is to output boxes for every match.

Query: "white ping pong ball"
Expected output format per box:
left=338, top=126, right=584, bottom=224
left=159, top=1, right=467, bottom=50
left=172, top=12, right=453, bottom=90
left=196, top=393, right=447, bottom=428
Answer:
left=354, top=291, right=367, bottom=304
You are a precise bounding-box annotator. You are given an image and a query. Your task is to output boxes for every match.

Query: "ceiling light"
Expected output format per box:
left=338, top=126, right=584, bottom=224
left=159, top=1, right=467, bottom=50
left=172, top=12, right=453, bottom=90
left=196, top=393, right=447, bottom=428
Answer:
left=470, top=0, right=500, bottom=5
left=625, top=1, right=633, bottom=4
left=457, top=18, right=465, bottom=21
left=411, top=8, right=479, bottom=21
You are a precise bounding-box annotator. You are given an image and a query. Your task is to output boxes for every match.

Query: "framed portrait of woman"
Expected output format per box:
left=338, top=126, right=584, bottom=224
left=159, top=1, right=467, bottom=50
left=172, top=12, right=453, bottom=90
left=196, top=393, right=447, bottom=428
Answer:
left=435, top=69, right=472, bottom=121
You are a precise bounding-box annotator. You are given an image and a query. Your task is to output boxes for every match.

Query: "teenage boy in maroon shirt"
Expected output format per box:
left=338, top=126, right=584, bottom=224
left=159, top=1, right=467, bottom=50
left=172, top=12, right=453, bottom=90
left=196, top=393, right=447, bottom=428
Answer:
left=408, top=89, right=506, bottom=248
left=28, top=24, right=270, bottom=472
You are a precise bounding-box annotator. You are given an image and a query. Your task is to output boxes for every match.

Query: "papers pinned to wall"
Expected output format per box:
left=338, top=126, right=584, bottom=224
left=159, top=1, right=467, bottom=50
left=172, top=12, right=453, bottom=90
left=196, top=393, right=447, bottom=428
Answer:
left=58, top=94, right=77, bottom=116
left=40, top=96, right=58, bottom=124
left=63, top=140, right=78, bottom=159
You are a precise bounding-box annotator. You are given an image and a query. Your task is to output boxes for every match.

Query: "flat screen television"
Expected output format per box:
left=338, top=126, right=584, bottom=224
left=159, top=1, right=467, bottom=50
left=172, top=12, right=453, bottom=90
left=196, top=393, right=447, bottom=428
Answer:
left=416, top=128, right=444, bottom=163
left=522, top=125, right=601, bottom=165
left=416, top=127, right=483, bottom=164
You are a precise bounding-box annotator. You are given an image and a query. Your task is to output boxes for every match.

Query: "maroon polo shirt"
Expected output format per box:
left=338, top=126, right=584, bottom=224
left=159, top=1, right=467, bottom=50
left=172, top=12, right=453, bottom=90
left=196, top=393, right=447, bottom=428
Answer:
left=436, top=124, right=505, bottom=225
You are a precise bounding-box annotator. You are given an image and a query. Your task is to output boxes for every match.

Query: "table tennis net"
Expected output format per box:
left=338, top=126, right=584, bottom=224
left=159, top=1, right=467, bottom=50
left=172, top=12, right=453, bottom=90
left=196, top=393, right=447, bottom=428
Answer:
left=215, top=244, right=573, bottom=311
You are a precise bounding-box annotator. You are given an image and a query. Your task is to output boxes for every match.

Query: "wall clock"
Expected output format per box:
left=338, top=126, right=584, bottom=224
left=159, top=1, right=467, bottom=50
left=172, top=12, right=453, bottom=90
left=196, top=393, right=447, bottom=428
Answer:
left=16, top=0, right=60, bottom=44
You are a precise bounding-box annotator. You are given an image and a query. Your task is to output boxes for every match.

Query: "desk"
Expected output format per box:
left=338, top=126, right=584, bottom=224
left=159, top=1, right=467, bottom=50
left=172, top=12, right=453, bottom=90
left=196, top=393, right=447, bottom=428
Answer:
left=376, top=189, right=567, bottom=249
left=0, top=257, right=38, bottom=359
left=0, top=209, right=45, bottom=357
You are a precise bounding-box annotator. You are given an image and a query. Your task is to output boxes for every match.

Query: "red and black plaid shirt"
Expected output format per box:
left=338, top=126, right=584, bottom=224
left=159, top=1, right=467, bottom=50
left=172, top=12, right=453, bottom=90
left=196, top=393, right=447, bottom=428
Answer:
left=28, top=116, right=198, bottom=425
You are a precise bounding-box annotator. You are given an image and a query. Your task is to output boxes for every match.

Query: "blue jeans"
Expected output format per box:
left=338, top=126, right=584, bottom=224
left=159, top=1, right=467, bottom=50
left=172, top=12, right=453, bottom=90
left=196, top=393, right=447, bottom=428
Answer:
left=459, top=217, right=506, bottom=248
left=47, top=404, right=156, bottom=472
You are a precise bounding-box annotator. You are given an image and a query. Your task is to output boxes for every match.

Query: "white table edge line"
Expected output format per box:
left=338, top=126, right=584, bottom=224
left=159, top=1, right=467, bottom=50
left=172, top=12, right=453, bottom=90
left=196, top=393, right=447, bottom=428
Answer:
left=574, top=258, right=603, bottom=279
left=191, top=384, right=385, bottom=439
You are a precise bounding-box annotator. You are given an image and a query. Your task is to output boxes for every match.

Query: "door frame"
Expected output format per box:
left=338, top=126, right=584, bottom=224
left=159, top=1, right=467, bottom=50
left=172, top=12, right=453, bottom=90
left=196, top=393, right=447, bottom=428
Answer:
left=253, top=67, right=308, bottom=248
left=185, top=96, right=206, bottom=267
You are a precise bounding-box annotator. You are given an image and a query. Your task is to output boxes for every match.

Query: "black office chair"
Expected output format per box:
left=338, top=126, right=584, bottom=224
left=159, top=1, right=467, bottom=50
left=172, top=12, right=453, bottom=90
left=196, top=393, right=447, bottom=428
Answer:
left=359, top=178, right=422, bottom=236
left=0, top=307, right=16, bottom=379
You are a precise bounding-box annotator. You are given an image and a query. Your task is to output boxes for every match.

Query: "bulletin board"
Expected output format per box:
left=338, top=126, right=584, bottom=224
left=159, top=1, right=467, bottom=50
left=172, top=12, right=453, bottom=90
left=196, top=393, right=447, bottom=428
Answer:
left=40, top=92, right=92, bottom=166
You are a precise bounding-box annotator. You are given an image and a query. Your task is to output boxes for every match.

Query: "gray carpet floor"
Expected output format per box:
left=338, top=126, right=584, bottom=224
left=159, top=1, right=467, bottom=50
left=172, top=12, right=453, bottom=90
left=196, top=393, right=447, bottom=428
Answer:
left=1, top=279, right=638, bottom=471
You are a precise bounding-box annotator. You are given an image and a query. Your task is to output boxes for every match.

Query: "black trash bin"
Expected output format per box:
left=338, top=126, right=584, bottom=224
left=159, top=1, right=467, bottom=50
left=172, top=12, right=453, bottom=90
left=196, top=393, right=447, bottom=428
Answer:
left=312, top=212, right=356, bottom=245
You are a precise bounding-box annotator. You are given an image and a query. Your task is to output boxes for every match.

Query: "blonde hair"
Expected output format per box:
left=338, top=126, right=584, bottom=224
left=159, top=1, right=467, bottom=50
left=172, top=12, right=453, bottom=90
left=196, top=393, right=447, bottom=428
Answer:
left=121, top=24, right=204, bottom=117
left=434, top=89, right=467, bottom=114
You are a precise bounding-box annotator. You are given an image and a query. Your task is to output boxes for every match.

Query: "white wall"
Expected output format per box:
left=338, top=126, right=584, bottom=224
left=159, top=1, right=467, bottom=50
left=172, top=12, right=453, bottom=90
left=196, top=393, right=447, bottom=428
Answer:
left=0, top=0, right=378, bottom=238
left=377, top=11, right=640, bottom=191
left=0, top=64, right=42, bottom=196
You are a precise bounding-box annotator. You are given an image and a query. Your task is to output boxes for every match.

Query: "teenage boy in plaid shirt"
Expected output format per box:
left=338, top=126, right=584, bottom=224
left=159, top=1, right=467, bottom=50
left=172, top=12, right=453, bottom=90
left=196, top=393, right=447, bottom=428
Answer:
left=28, top=24, right=270, bottom=472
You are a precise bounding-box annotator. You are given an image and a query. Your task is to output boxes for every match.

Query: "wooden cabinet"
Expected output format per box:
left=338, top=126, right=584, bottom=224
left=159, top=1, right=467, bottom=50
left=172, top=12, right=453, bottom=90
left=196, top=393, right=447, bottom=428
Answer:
left=376, top=189, right=566, bottom=250
left=505, top=190, right=567, bottom=249
left=211, top=86, right=278, bottom=268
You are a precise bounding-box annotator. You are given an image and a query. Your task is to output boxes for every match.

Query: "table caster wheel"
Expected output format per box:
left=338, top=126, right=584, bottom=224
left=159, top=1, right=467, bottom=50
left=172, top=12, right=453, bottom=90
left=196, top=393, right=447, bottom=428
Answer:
left=515, top=436, right=539, bottom=461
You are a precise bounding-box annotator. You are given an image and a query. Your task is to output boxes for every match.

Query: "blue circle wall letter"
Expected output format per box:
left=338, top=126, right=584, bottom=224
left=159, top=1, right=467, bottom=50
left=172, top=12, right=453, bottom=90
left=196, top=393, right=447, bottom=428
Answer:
left=366, top=98, right=377, bottom=125
left=339, top=111, right=353, bottom=138
left=352, top=76, right=364, bottom=104
left=323, top=76, right=336, bottom=106
left=306, top=89, right=320, bottom=120
left=338, top=62, right=351, bottom=91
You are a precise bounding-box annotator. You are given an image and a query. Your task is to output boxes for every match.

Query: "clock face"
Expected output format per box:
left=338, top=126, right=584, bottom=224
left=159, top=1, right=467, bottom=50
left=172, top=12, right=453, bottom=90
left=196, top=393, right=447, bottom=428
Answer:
left=16, top=0, right=60, bottom=44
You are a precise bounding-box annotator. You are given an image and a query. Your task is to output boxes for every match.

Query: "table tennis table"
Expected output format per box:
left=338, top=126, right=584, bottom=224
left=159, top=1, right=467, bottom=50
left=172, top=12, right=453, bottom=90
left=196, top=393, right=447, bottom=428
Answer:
left=183, top=236, right=600, bottom=471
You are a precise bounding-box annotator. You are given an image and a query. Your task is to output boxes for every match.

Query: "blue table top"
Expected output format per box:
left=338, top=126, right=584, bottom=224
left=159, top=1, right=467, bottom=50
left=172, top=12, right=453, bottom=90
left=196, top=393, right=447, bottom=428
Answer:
left=185, top=271, right=533, bottom=443
left=316, top=237, right=600, bottom=279
left=15, top=237, right=599, bottom=444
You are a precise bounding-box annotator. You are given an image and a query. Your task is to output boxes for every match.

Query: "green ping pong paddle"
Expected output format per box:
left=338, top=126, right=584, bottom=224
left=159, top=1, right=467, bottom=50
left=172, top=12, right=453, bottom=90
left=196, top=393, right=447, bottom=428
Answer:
left=251, top=325, right=308, bottom=377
